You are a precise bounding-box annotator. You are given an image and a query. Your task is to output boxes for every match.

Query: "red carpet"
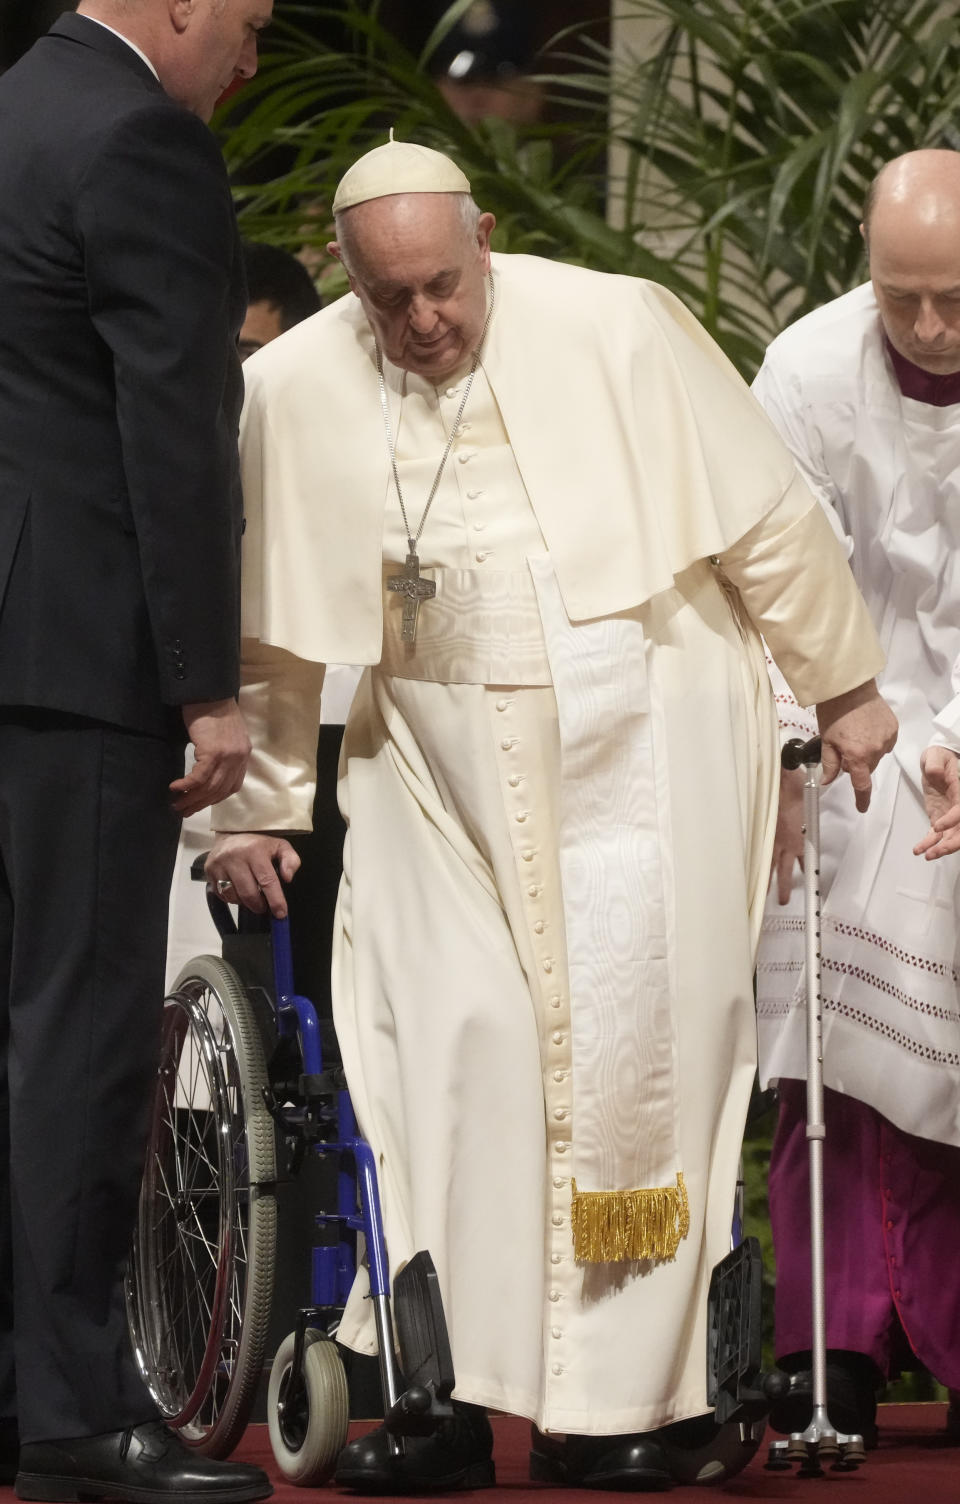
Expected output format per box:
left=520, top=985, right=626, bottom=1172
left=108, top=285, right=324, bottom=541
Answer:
left=235, top=1406, right=954, bottom=1502
left=0, top=1408, right=954, bottom=1501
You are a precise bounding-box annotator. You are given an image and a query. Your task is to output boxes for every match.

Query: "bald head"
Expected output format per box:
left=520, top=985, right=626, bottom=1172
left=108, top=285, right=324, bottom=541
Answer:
left=76, top=0, right=273, bottom=121
left=329, top=193, right=496, bottom=381
left=864, top=149, right=960, bottom=374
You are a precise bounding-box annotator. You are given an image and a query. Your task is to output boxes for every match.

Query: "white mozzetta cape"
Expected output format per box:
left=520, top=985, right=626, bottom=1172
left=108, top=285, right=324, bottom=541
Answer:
left=239, top=253, right=803, bottom=665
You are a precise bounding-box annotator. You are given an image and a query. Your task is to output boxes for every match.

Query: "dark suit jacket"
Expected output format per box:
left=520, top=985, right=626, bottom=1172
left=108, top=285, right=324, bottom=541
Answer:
left=0, top=13, right=246, bottom=735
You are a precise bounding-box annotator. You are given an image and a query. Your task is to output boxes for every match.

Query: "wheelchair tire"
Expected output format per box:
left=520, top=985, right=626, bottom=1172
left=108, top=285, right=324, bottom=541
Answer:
left=268, top=1329, right=350, bottom=1486
left=127, top=955, right=277, bottom=1457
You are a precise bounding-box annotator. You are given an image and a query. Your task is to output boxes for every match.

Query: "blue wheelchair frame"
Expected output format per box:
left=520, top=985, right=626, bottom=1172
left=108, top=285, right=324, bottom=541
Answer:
left=225, top=902, right=455, bottom=1459
left=267, top=914, right=402, bottom=1419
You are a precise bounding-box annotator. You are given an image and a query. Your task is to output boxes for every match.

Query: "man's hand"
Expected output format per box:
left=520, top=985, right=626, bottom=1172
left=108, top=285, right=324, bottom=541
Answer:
left=205, top=833, right=301, bottom=918
left=815, top=679, right=898, bottom=812
left=914, top=746, right=960, bottom=860
left=771, top=765, right=805, bottom=904
left=171, top=699, right=251, bottom=816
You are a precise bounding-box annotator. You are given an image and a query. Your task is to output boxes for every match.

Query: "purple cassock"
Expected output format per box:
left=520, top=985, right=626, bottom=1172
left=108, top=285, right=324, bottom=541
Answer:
left=769, top=1080, right=960, bottom=1387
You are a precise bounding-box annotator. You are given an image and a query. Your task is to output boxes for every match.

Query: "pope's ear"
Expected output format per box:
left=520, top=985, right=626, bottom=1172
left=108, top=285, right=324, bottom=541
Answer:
left=477, top=211, right=496, bottom=250
left=328, top=242, right=359, bottom=295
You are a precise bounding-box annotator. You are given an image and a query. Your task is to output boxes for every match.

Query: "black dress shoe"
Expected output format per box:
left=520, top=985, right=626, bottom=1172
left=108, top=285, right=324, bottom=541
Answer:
left=15, top=1420, right=272, bottom=1503
left=529, top=1428, right=674, bottom=1491
left=334, top=1402, right=495, bottom=1494
left=768, top=1350, right=879, bottom=1449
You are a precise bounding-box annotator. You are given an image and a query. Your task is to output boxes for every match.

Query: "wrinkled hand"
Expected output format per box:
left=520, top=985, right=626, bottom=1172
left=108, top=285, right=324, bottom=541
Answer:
left=771, top=765, right=805, bottom=904
left=205, top=832, right=301, bottom=918
left=914, top=746, right=960, bottom=860
left=171, top=699, right=251, bottom=817
left=815, top=680, right=898, bottom=812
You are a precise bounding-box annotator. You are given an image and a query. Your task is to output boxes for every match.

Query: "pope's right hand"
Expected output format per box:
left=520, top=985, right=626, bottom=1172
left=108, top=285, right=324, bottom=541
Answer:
left=205, top=832, right=301, bottom=918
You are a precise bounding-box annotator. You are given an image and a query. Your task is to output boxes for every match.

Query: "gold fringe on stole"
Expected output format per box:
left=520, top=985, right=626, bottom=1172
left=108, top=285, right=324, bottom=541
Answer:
left=570, top=1173, right=690, bottom=1264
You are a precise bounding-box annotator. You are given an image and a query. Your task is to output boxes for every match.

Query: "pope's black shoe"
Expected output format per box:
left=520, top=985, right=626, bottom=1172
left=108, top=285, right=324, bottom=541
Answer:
left=334, top=1402, right=495, bottom=1494
left=15, top=1420, right=272, bottom=1503
left=529, top=1428, right=674, bottom=1491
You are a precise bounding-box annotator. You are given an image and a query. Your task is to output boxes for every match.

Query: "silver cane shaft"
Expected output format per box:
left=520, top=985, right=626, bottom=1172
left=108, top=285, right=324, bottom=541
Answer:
left=802, top=765, right=828, bottom=1420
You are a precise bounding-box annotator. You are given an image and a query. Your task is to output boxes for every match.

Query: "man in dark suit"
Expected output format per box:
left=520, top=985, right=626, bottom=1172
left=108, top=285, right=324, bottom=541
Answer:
left=0, top=3, right=273, bottom=1498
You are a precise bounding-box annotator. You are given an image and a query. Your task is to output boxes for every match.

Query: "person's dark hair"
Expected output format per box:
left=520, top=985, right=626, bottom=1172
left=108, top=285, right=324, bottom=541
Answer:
left=241, top=240, right=322, bottom=330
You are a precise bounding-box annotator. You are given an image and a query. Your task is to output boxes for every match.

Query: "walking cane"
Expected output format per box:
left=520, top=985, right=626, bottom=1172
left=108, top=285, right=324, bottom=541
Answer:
left=766, top=737, right=865, bottom=1476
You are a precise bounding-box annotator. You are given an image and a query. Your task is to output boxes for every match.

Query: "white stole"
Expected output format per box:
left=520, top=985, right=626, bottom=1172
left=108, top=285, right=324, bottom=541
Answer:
left=529, top=556, right=688, bottom=1264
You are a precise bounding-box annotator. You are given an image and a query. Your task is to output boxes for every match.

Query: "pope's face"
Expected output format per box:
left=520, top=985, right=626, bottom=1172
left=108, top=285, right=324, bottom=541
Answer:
left=332, top=196, right=495, bottom=382
left=166, top=0, right=273, bottom=122
left=869, top=203, right=960, bottom=375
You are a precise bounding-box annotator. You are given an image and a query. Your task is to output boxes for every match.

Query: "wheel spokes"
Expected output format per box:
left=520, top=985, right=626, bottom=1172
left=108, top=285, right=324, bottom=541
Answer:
left=130, top=979, right=251, bottom=1434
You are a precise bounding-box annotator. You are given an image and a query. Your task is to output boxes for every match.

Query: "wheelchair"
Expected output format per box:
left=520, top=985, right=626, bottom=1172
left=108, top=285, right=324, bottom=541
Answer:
left=125, top=875, right=456, bottom=1486
left=124, top=813, right=825, bottom=1489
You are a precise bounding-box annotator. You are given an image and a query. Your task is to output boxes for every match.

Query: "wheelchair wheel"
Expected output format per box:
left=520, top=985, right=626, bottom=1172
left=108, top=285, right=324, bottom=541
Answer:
left=127, top=955, right=277, bottom=1457
left=268, top=1329, right=350, bottom=1486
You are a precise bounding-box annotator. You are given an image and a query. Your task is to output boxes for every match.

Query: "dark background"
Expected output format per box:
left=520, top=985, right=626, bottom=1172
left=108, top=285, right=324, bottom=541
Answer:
left=0, top=0, right=608, bottom=74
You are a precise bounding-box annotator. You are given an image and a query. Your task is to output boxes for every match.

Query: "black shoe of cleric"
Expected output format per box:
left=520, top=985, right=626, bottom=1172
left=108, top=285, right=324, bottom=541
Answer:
left=15, top=1420, right=272, bottom=1503
left=0, top=1416, right=19, bottom=1487
left=767, top=1350, right=880, bottom=1449
left=529, top=1426, right=674, bottom=1491
left=334, top=1402, right=495, bottom=1493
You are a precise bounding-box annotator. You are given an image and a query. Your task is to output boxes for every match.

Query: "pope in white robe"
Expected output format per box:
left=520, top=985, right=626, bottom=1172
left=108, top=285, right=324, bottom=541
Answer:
left=755, top=149, right=960, bottom=1439
left=209, top=140, right=894, bottom=1490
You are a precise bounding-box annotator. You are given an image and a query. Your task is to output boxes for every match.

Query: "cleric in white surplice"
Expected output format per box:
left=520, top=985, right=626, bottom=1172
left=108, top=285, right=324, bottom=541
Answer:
left=755, top=149, right=960, bottom=1439
left=208, top=140, right=896, bottom=1490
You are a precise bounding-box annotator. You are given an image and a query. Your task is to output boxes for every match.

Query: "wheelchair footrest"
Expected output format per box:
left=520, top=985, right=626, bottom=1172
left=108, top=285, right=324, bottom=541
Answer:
left=707, top=1237, right=783, bottom=1426
left=393, top=1251, right=455, bottom=1406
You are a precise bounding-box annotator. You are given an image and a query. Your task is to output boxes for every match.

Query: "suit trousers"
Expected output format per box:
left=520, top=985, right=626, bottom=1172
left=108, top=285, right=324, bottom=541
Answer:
left=0, top=709, right=182, bottom=1441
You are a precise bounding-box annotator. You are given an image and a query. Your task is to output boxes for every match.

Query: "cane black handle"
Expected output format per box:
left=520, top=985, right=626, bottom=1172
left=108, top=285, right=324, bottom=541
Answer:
left=781, top=736, right=822, bottom=771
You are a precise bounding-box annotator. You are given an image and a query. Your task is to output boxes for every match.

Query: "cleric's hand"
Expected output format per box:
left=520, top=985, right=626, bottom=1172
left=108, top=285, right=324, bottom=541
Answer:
left=172, top=699, right=251, bottom=816
left=914, top=746, right=960, bottom=860
left=205, top=832, right=301, bottom=918
left=771, top=765, right=805, bottom=904
left=815, top=680, right=898, bottom=812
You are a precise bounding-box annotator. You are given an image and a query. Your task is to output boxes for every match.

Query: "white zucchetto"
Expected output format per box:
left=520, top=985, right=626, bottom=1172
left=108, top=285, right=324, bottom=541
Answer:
left=332, top=136, right=471, bottom=214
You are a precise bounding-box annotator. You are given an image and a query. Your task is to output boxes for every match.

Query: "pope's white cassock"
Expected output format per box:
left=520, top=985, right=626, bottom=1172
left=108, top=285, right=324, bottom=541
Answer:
left=214, top=253, right=882, bottom=1434
left=754, top=282, right=960, bottom=1149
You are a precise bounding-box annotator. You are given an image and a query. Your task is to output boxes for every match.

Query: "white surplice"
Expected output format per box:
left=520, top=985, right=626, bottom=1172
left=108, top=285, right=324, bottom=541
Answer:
left=754, top=282, right=960, bottom=1147
left=215, top=258, right=884, bottom=1433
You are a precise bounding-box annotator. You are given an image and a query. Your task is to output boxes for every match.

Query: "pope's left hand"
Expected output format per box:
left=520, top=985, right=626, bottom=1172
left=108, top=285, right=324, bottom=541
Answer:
left=914, top=746, right=960, bottom=859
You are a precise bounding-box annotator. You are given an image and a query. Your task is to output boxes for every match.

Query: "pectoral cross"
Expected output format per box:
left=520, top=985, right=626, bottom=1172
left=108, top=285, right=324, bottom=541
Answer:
left=386, top=551, right=437, bottom=643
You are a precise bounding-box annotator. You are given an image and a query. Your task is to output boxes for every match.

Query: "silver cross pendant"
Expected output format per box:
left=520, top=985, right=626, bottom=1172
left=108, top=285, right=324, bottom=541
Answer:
left=386, top=551, right=437, bottom=643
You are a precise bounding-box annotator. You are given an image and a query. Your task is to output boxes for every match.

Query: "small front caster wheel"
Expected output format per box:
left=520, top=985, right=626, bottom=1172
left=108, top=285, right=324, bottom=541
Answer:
left=268, top=1329, right=350, bottom=1485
